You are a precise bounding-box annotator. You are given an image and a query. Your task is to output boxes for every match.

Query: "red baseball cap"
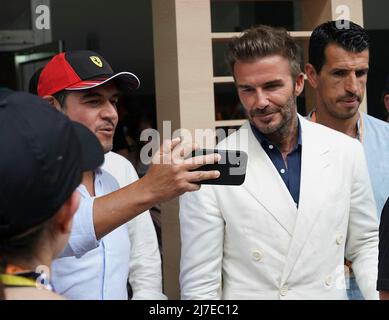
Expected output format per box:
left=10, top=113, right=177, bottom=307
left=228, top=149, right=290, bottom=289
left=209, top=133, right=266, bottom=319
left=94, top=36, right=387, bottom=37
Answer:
left=37, top=50, right=140, bottom=97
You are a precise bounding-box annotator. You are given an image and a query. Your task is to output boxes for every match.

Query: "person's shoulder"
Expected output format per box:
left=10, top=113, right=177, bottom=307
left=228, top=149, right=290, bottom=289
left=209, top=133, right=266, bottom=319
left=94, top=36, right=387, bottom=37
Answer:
left=104, top=151, right=132, bottom=165
left=0, top=87, right=14, bottom=99
left=382, top=197, right=389, bottom=217
left=363, top=112, right=389, bottom=132
left=103, top=151, right=137, bottom=173
left=300, top=116, right=365, bottom=161
left=300, top=115, right=356, bottom=144
left=5, top=287, right=66, bottom=300
left=102, top=151, right=139, bottom=187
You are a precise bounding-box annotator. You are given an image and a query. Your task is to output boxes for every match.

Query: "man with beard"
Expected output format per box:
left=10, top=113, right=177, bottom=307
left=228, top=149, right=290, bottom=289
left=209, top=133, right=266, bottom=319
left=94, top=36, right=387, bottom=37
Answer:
left=305, top=20, right=389, bottom=216
left=179, top=25, right=379, bottom=300
left=305, top=20, right=389, bottom=299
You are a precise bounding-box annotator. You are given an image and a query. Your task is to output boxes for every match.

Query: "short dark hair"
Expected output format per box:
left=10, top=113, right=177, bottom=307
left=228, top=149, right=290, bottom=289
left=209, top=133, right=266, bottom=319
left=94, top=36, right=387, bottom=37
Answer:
left=225, top=25, right=302, bottom=80
left=28, top=68, right=68, bottom=108
left=28, top=67, right=69, bottom=109
left=28, top=67, right=44, bottom=95
left=52, top=90, right=69, bottom=108
left=309, top=20, right=369, bottom=73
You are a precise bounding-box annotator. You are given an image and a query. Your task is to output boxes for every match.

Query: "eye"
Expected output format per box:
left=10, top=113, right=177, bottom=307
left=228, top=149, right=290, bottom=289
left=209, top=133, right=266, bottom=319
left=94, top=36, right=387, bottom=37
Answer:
left=110, top=99, right=119, bottom=107
left=332, top=70, right=347, bottom=77
left=239, top=87, right=255, bottom=93
left=86, top=99, right=100, bottom=105
left=265, top=83, right=282, bottom=90
left=356, top=70, right=368, bottom=77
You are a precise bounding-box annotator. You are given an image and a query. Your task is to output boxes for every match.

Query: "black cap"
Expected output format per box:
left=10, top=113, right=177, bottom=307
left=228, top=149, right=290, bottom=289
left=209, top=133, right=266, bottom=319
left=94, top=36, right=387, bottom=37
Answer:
left=0, top=89, right=104, bottom=240
left=28, top=67, right=44, bottom=95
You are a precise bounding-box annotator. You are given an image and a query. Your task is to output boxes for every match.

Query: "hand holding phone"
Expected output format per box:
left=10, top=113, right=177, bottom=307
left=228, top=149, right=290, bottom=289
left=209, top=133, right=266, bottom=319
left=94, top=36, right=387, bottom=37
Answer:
left=188, top=149, right=248, bottom=185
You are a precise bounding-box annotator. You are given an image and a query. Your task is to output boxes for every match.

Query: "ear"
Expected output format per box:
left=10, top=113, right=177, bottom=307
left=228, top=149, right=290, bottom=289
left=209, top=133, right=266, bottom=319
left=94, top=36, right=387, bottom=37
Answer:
left=55, top=191, right=80, bottom=234
left=294, top=72, right=305, bottom=97
left=305, top=63, right=319, bottom=89
left=384, top=94, right=389, bottom=113
left=42, top=95, right=62, bottom=112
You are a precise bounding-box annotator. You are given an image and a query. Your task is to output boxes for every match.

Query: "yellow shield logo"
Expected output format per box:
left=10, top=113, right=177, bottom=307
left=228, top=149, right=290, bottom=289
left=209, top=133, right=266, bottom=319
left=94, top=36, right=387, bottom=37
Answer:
left=90, top=56, right=103, bottom=68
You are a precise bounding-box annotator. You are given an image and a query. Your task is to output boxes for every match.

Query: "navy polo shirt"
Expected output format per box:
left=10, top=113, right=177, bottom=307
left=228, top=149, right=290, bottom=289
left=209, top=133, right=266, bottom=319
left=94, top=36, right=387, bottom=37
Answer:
left=251, top=121, right=302, bottom=207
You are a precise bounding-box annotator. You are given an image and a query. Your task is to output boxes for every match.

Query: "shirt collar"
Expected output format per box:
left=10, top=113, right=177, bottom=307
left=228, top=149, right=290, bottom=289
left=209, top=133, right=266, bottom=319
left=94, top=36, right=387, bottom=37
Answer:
left=250, top=118, right=302, bottom=149
left=77, top=168, right=102, bottom=198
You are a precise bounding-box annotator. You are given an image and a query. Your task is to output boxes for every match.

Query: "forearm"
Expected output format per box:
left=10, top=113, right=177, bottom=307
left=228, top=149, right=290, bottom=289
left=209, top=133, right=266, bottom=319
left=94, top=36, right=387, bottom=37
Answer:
left=93, top=178, right=156, bottom=239
left=93, top=144, right=220, bottom=239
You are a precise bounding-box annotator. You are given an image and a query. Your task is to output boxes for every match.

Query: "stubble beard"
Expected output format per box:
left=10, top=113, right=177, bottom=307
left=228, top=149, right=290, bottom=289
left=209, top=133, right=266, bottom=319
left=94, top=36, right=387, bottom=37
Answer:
left=323, top=101, right=359, bottom=120
left=250, top=95, right=297, bottom=140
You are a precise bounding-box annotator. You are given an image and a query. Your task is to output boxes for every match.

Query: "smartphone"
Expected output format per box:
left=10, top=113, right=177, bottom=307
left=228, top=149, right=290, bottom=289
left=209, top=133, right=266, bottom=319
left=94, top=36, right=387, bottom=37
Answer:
left=188, top=149, right=248, bottom=185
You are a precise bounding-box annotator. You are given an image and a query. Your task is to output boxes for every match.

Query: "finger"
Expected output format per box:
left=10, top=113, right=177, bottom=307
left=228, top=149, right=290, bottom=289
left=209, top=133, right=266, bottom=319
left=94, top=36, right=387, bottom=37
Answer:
left=161, top=137, right=181, bottom=154
left=184, top=153, right=221, bottom=168
left=186, top=170, right=220, bottom=183
left=177, top=143, right=199, bottom=159
left=171, top=143, right=186, bottom=164
left=172, top=142, right=202, bottom=164
left=183, top=183, right=202, bottom=192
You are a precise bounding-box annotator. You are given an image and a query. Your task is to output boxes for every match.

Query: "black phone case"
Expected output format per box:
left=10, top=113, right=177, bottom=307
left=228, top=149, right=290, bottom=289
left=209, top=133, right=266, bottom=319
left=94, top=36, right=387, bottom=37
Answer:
left=190, top=149, right=248, bottom=185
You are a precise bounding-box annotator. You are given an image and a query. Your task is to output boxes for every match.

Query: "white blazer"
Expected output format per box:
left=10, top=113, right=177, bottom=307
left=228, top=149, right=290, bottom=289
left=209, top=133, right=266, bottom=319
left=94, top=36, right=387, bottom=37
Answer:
left=179, top=116, right=379, bottom=300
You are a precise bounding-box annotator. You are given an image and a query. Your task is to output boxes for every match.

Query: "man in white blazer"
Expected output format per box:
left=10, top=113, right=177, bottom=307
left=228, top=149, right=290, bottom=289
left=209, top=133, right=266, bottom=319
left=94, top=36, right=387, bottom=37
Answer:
left=179, top=25, right=379, bottom=300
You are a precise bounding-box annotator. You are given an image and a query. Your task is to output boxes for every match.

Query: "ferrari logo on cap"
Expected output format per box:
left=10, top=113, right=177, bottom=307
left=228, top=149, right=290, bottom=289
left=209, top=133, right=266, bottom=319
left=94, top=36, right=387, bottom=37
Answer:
left=90, top=56, right=103, bottom=68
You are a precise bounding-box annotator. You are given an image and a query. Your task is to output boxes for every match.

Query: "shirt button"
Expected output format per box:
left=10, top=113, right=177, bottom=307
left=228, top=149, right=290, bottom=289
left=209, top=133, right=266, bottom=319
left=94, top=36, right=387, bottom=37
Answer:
left=280, top=169, right=286, bottom=174
left=336, top=234, right=343, bottom=245
left=252, top=250, right=263, bottom=261
left=280, top=285, right=288, bottom=296
left=269, top=145, right=274, bottom=149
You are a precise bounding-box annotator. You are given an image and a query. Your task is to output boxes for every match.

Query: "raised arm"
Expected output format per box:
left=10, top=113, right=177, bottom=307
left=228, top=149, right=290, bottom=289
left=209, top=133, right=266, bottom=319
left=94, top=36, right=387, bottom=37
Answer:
left=93, top=138, right=220, bottom=239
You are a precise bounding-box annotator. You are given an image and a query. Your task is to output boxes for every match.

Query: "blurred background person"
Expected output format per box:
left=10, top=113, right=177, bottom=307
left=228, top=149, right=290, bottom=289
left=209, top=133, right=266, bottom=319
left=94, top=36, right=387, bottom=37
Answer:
left=0, top=89, right=104, bottom=299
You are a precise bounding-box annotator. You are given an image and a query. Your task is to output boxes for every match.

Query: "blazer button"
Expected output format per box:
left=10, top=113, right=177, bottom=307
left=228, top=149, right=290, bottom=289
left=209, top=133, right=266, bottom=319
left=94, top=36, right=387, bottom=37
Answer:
left=252, top=250, right=263, bottom=261
left=336, top=234, right=343, bottom=245
left=325, top=276, right=332, bottom=287
left=280, top=285, right=288, bottom=296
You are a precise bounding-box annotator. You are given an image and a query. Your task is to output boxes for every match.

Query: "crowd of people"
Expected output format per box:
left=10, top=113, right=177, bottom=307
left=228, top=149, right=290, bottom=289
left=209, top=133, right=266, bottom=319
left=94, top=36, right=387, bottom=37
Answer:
left=1, top=19, right=389, bottom=300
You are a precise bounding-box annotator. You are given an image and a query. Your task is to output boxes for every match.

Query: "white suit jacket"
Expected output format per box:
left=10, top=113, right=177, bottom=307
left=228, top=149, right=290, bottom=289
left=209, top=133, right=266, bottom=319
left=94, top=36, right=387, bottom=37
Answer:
left=102, top=152, right=166, bottom=300
left=179, top=116, right=379, bottom=300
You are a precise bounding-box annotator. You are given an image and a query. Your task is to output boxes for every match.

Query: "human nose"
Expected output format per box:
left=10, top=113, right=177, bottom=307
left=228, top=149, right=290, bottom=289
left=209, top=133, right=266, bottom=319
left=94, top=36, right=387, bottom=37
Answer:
left=101, top=100, right=118, bottom=122
left=345, top=73, right=359, bottom=95
left=254, top=88, right=269, bottom=109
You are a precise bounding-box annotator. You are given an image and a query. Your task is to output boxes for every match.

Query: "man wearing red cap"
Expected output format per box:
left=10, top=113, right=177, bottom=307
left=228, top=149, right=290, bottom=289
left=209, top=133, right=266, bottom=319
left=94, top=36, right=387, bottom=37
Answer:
left=33, top=50, right=220, bottom=299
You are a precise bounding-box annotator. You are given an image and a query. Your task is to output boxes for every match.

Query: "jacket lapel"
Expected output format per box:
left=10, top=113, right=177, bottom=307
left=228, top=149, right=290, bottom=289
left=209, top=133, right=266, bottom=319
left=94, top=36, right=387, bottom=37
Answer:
left=241, top=122, right=298, bottom=236
left=280, top=116, right=331, bottom=283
